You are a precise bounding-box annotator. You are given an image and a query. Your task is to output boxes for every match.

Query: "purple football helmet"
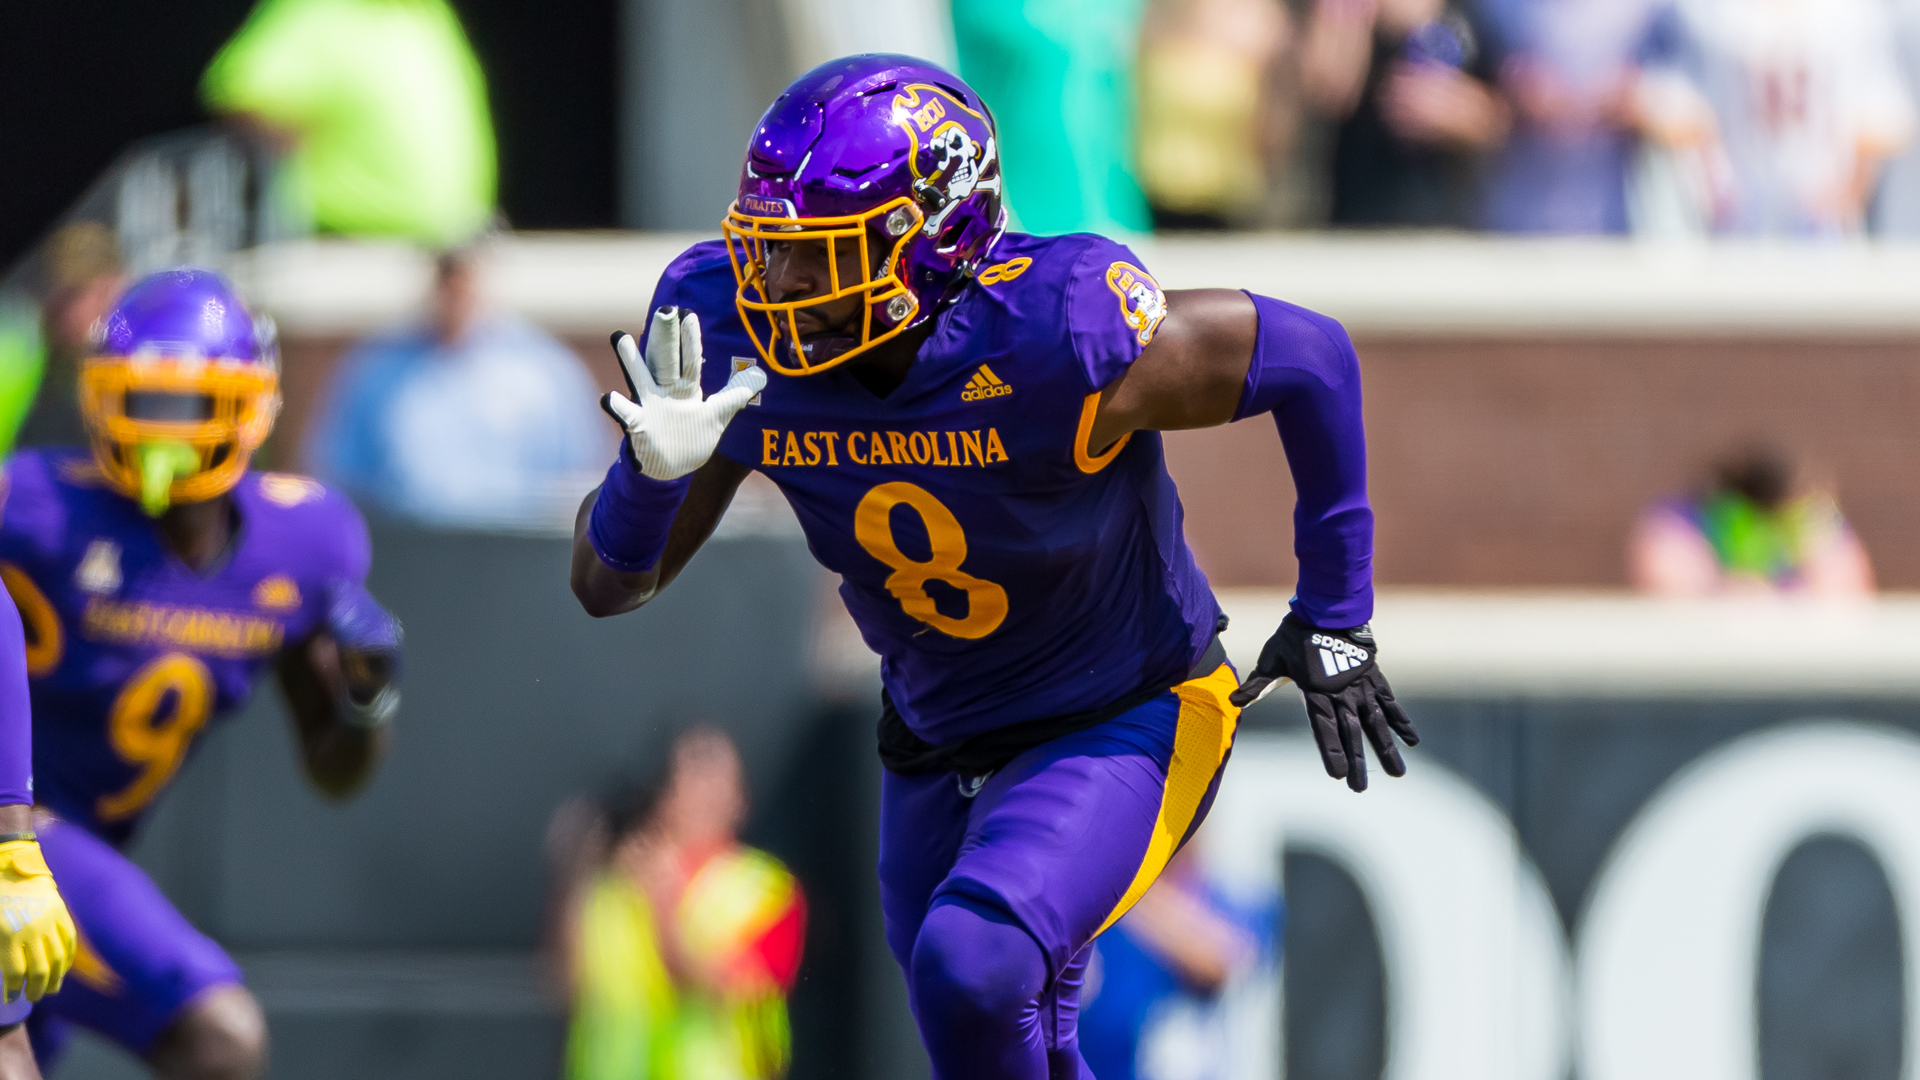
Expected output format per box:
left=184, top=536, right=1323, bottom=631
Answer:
left=95, top=267, right=272, bottom=363
left=81, top=268, right=282, bottom=507
left=723, top=54, right=1007, bottom=375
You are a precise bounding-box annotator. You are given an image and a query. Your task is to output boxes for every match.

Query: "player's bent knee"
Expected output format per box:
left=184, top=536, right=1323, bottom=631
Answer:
left=152, top=984, right=267, bottom=1080
left=910, top=898, right=1047, bottom=1025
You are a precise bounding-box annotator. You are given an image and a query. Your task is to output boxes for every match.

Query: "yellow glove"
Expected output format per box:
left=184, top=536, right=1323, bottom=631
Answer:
left=0, top=840, right=75, bottom=1002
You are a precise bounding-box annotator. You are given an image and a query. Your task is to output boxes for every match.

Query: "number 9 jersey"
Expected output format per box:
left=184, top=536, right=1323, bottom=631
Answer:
left=667, top=230, right=1223, bottom=746
left=0, top=448, right=371, bottom=845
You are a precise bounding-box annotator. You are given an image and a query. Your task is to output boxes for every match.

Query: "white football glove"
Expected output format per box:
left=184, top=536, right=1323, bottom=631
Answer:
left=601, top=308, right=767, bottom=481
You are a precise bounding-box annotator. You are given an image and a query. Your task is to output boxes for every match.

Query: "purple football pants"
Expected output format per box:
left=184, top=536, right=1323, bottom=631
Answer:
left=26, top=816, right=243, bottom=1068
left=880, top=663, right=1241, bottom=1080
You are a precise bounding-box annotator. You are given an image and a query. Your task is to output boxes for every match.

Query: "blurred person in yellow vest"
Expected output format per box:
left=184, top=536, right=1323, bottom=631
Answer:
left=548, top=728, right=807, bottom=1080
left=1135, top=0, right=1291, bottom=229
left=1629, top=443, right=1874, bottom=596
left=201, top=0, right=497, bottom=246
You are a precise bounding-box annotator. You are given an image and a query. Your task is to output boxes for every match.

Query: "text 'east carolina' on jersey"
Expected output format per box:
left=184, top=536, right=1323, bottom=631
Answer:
left=0, top=449, right=370, bottom=845
left=653, top=232, right=1220, bottom=746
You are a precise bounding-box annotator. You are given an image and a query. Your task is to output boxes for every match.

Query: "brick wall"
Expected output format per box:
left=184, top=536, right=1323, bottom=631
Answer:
left=1167, top=335, right=1920, bottom=588
left=278, top=331, right=1920, bottom=589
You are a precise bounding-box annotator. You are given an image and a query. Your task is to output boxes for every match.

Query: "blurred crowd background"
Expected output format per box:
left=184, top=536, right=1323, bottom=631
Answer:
left=6, top=1, right=1920, bottom=1079
left=19, top=0, right=1920, bottom=249
left=7, top=0, right=1915, bottom=562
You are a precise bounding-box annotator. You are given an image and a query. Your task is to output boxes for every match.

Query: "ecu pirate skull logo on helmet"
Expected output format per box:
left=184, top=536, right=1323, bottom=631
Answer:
left=894, top=84, right=1001, bottom=240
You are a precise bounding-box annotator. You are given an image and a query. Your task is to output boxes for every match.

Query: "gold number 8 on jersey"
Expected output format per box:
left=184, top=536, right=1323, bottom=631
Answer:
left=854, top=482, right=1008, bottom=639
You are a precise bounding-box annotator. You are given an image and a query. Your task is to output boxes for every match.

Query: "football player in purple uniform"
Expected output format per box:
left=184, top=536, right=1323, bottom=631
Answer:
left=0, top=269, right=402, bottom=1079
left=572, top=55, right=1417, bottom=1079
left=0, top=585, right=79, bottom=1080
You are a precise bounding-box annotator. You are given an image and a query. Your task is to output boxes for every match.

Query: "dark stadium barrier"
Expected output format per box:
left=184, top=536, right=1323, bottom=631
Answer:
left=1227, top=700, right=1918, bottom=1080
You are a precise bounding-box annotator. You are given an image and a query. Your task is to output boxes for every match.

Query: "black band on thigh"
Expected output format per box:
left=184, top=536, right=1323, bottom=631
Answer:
left=877, top=636, right=1230, bottom=778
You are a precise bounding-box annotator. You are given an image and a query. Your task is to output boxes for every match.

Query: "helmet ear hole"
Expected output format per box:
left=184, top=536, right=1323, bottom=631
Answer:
left=934, top=216, right=973, bottom=255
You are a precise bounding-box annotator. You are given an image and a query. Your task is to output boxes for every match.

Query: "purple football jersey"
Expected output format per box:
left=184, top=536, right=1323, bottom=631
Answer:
left=0, top=589, right=33, bottom=809
left=657, top=232, right=1219, bottom=745
left=0, top=449, right=370, bottom=845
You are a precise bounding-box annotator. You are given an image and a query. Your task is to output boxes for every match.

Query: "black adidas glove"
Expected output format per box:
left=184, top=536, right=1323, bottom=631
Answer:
left=1229, top=613, right=1418, bottom=792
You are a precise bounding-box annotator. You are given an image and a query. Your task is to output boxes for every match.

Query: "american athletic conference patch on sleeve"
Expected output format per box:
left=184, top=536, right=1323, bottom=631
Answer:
left=1104, top=262, right=1168, bottom=346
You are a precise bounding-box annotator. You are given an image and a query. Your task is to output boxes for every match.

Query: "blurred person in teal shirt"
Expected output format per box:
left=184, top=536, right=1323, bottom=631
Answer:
left=952, top=0, right=1154, bottom=236
left=202, top=0, right=497, bottom=246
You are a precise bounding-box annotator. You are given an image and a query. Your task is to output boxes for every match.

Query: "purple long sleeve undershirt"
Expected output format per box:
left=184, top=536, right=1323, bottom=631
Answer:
left=0, top=593, right=33, bottom=807
left=1233, top=293, right=1375, bottom=629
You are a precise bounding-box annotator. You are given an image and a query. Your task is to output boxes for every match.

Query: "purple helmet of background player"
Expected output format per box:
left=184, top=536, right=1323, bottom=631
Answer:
left=722, top=54, right=1007, bottom=376
left=80, top=268, right=282, bottom=514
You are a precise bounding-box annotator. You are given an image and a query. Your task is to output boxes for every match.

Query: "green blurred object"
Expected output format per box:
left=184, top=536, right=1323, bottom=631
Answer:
left=136, top=440, right=203, bottom=518
left=566, top=874, right=672, bottom=1080
left=952, top=0, right=1152, bottom=237
left=0, top=303, right=49, bottom=460
left=201, top=0, right=496, bottom=246
left=1697, top=491, right=1836, bottom=584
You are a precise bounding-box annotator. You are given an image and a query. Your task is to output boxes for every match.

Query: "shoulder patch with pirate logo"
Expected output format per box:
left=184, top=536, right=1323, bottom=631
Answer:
left=1105, top=262, right=1168, bottom=347
left=57, top=459, right=106, bottom=487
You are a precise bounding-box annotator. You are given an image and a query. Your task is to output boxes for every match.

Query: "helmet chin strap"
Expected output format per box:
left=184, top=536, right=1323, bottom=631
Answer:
left=135, top=441, right=202, bottom=518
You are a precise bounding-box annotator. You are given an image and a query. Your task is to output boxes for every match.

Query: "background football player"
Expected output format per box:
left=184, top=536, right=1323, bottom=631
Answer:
left=0, top=268, right=402, bottom=1080
left=0, top=586, right=79, bottom=1080
left=573, top=55, right=1415, bottom=1080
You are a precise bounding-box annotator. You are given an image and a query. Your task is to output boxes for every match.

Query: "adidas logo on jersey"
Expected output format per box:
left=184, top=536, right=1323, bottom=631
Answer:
left=960, top=365, right=1012, bottom=402
left=1312, top=633, right=1370, bottom=678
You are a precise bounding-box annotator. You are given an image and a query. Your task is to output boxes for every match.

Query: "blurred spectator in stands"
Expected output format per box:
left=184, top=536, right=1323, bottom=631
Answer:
left=302, top=245, right=607, bottom=528
left=1300, top=0, right=1511, bottom=227
left=1872, top=0, right=1920, bottom=234
left=202, top=0, right=497, bottom=247
left=13, top=222, right=126, bottom=450
left=547, top=727, right=806, bottom=1080
left=953, top=0, right=1154, bottom=236
left=1479, top=0, right=1656, bottom=233
left=1627, top=0, right=1914, bottom=238
left=1080, top=842, right=1277, bottom=1080
left=1136, top=0, right=1292, bottom=229
left=1630, top=444, right=1874, bottom=596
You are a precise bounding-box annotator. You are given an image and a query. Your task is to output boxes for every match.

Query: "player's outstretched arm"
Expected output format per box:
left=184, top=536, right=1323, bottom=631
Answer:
left=1092, top=288, right=1418, bottom=792
left=277, top=581, right=401, bottom=800
left=570, top=308, right=762, bottom=618
left=571, top=454, right=751, bottom=617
